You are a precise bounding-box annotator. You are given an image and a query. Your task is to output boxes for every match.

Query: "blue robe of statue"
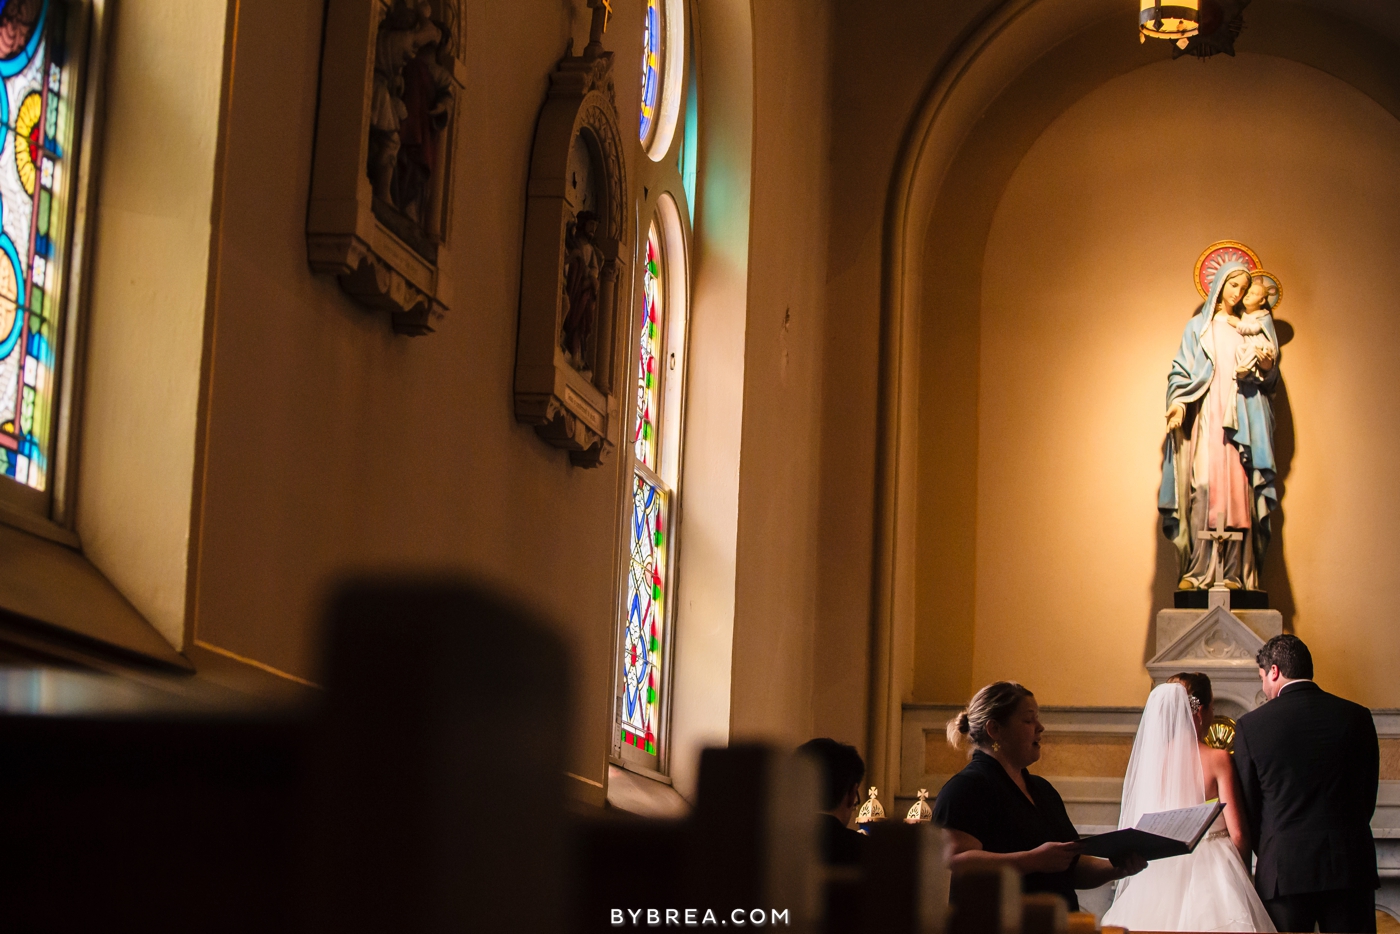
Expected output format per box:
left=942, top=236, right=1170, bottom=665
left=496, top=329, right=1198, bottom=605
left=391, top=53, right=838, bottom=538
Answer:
left=1158, top=262, right=1280, bottom=578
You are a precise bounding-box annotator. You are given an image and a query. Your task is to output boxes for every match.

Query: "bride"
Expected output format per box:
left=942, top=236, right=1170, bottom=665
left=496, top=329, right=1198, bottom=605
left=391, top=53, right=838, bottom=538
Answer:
left=1101, top=674, right=1275, bottom=932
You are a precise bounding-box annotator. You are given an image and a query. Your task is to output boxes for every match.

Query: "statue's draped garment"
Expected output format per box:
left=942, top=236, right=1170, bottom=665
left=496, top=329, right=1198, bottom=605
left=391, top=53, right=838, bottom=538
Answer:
left=1158, top=261, right=1279, bottom=588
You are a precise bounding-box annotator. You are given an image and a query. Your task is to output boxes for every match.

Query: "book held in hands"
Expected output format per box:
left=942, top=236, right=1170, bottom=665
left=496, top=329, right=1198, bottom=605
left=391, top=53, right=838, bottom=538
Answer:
left=1079, top=801, right=1225, bottom=861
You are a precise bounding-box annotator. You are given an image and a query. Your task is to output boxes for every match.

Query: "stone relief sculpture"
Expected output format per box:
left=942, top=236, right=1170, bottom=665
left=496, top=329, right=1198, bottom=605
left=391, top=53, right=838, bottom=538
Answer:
left=370, top=1, right=457, bottom=256
left=561, top=210, right=602, bottom=376
left=1159, top=242, right=1283, bottom=596
left=514, top=0, right=628, bottom=467
left=308, top=0, right=465, bottom=335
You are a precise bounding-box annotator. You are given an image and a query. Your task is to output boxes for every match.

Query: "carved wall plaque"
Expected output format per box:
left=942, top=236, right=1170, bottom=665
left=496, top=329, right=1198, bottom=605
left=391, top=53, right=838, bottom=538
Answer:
left=514, top=10, right=629, bottom=467
left=308, top=0, right=466, bottom=335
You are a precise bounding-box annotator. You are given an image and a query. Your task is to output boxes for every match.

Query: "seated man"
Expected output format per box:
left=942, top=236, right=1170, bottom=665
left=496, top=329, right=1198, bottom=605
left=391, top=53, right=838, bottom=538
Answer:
left=797, top=738, right=867, bottom=866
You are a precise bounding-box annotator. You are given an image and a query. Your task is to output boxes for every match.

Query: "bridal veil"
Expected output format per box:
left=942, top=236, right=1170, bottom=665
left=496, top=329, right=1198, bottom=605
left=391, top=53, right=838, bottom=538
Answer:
left=1118, top=682, right=1206, bottom=831
left=1102, top=682, right=1276, bottom=932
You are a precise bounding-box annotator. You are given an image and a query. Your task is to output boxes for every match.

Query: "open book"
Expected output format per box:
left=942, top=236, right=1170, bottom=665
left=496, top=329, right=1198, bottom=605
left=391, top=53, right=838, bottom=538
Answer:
left=1079, top=800, right=1224, bottom=861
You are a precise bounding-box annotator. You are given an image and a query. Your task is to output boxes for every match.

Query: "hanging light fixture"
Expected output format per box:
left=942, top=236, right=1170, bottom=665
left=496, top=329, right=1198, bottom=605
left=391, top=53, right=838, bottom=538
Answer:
left=1139, top=1, right=1200, bottom=47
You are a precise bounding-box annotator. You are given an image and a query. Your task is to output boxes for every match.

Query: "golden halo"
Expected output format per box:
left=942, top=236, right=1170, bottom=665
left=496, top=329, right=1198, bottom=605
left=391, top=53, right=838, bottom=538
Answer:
left=1194, top=240, right=1262, bottom=299
left=1248, top=269, right=1283, bottom=313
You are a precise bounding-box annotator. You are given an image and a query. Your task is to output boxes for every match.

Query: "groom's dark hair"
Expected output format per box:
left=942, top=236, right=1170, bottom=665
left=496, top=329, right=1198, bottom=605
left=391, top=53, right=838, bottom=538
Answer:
left=798, top=738, right=865, bottom=811
left=1256, top=634, right=1313, bottom=680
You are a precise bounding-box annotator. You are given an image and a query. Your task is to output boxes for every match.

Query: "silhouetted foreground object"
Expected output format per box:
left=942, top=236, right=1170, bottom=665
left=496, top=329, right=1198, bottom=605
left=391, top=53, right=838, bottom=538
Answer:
left=860, top=821, right=950, bottom=934
left=1021, top=892, right=1070, bottom=934
left=572, top=745, right=957, bottom=934
left=948, top=865, right=1021, bottom=934
left=0, top=579, right=570, bottom=933
left=0, top=703, right=307, bottom=932
left=0, top=583, right=1027, bottom=934
left=302, top=579, right=570, bottom=934
left=571, top=745, right=824, bottom=932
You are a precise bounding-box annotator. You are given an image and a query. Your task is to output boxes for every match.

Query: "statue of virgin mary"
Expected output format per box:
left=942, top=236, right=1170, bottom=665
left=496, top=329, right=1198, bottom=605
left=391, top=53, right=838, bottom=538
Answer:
left=1158, top=244, right=1281, bottom=591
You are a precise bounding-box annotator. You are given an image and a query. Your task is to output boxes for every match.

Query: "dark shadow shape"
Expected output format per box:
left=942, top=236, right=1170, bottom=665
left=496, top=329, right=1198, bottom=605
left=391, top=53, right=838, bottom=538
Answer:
left=1257, top=376, right=1296, bottom=631
left=1146, top=512, right=1180, bottom=666
left=1275, top=319, right=1294, bottom=347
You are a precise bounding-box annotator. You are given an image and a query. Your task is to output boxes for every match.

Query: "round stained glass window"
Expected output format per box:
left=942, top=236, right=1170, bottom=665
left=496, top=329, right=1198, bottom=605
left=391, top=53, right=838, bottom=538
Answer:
left=639, top=0, right=663, bottom=146
left=638, top=0, right=683, bottom=160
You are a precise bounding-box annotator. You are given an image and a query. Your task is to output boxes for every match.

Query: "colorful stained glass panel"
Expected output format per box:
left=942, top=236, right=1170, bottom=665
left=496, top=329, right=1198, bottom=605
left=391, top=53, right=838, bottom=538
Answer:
left=638, top=0, right=662, bottom=145
left=620, top=471, right=667, bottom=757
left=0, top=0, right=74, bottom=493
left=634, top=223, right=662, bottom=469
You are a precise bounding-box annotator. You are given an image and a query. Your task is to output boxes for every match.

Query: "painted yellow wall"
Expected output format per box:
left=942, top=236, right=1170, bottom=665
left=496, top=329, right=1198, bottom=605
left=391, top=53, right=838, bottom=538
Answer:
left=78, top=1, right=229, bottom=649
left=949, top=54, right=1400, bottom=707
left=728, top=0, right=831, bottom=745
left=188, top=0, right=632, bottom=795
left=164, top=0, right=839, bottom=801
left=667, top=0, right=753, bottom=799
left=822, top=0, right=999, bottom=759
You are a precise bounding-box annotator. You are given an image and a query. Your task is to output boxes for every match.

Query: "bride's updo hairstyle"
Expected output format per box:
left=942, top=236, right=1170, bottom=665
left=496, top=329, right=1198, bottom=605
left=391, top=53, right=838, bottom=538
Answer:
left=946, top=681, right=1034, bottom=752
left=1167, top=671, right=1212, bottom=716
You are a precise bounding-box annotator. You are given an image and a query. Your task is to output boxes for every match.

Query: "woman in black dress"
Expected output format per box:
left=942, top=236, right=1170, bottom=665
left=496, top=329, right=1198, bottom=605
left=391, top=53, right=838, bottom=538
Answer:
left=933, top=681, right=1146, bottom=910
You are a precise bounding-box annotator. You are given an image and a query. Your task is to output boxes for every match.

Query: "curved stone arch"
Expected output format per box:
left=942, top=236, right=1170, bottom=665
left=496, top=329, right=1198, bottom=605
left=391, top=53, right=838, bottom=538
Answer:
left=869, top=0, right=1400, bottom=790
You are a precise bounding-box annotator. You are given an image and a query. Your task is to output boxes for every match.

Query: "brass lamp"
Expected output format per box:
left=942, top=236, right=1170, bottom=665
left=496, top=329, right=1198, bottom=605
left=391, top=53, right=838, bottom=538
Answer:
left=1139, top=1, right=1200, bottom=46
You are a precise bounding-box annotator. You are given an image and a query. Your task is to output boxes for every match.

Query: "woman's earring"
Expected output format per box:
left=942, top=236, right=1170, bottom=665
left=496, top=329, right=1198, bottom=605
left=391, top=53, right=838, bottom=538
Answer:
left=992, top=741, right=1001, bottom=752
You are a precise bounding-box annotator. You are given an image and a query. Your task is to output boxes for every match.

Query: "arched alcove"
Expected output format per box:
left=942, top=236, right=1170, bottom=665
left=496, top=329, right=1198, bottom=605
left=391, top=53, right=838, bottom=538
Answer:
left=871, top=0, right=1400, bottom=791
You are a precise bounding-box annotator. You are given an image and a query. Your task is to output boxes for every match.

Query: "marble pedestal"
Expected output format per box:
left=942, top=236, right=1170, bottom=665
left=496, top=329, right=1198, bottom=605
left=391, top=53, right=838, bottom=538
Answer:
left=1149, top=607, right=1283, bottom=718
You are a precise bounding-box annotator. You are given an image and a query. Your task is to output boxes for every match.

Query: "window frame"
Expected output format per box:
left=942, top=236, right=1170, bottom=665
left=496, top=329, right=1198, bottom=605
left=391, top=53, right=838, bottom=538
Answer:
left=0, top=0, right=103, bottom=546
left=0, top=0, right=191, bottom=672
left=610, top=0, right=697, bottom=779
left=614, top=195, right=690, bottom=780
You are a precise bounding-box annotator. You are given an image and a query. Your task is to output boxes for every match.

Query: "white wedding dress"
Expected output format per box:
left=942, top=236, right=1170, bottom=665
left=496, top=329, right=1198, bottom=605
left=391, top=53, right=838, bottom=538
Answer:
left=1100, top=684, right=1276, bottom=933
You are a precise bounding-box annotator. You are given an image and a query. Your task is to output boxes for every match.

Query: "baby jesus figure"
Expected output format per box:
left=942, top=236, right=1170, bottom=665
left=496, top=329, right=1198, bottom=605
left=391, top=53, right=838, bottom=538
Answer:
left=1234, top=273, right=1280, bottom=384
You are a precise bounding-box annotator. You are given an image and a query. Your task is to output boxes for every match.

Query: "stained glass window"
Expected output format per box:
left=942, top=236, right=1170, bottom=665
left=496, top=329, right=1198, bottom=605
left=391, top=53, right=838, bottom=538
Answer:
left=638, top=0, right=662, bottom=145
left=0, top=0, right=76, bottom=493
left=633, top=223, right=662, bottom=469
left=621, top=472, right=666, bottom=756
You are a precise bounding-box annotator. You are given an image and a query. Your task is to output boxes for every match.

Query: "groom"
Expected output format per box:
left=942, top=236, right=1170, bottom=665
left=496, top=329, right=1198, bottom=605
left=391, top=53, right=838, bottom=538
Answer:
left=1233, top=634, right=1380, bottom=934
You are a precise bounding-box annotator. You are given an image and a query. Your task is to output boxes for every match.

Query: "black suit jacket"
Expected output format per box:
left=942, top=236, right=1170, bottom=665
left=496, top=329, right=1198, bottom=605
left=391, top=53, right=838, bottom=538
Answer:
left=1233, top=681, right=1379, bottom=898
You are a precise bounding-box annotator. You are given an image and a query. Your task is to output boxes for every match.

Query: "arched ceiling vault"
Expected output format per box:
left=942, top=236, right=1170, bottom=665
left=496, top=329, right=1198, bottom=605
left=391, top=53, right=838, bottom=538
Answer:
left=867, top=0, right=1400, bottom=791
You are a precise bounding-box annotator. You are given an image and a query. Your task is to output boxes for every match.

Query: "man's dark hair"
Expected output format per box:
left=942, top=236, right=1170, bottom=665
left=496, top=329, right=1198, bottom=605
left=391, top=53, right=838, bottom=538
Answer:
left=1256, top=633, right=1314, bottom=680
left=797, top=738, right=865, bottom=811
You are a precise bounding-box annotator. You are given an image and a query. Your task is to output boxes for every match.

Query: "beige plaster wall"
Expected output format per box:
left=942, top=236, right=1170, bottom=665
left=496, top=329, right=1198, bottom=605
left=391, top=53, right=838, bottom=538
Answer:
left=667, top=0, right=752, bottom=800
left=818, top=0, right=998, bottom=766
left=965, top=54, right=1400, bottom=707
left=78, top=1, right=229, bottom=649
left=726, top=0, right=831, bottom=746
left=188, top=0, right=631, bottom=796
left=177, top=0, right=845, bottom=801
left=908, top=7, right=1177, bottom=709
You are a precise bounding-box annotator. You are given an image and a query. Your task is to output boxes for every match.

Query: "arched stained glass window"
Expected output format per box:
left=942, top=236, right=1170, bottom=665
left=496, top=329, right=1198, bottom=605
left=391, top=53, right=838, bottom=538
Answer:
left=638, top=0, right=662, bottom=147
left=633, top=226, right=661, bottom=469
left=617, top=203, right=687, bottom=770
left=0, top=0, right=78, bottom=493
left=621, top=470, right=666, bottom=755
left=614, top=0, right=691, bottom=781
left=621, top=220, right=665, bottom=756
